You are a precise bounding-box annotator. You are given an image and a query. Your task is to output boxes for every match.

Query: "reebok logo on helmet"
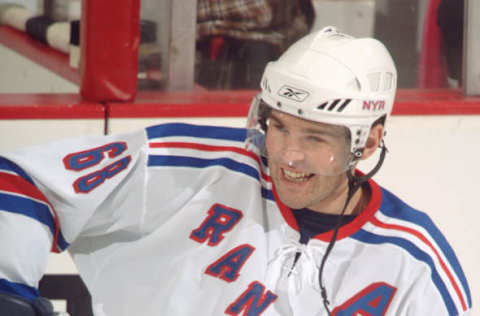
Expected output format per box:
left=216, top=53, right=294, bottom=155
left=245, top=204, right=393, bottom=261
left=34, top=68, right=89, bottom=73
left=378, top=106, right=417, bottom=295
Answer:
left=278, top=85, right=310, bottom=102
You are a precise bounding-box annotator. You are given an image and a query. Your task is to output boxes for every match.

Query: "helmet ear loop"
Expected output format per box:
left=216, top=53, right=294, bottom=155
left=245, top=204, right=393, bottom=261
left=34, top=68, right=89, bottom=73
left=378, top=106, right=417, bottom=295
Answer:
left=349, top=148, right=364, bottom=167
left=258, top=101, right=272, bottom=132
left=350, top=140, right=388, bottom=186
left=250, top=104, right=271, bottom=158
left=259, top=116, right=268, bottom=133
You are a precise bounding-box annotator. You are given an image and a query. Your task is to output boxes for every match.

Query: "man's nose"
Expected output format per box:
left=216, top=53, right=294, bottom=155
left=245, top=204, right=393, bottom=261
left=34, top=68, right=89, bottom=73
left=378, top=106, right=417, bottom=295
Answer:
left=280, top=134, right=306, bottom=161
left=281, top=148, right=305, bottom=167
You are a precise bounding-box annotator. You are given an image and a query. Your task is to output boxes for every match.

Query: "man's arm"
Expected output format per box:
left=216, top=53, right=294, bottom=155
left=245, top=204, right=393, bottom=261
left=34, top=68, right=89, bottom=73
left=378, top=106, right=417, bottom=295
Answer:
left=0, top=127, right=148, bottom=313
left=0, top=157, right=54, bottom=308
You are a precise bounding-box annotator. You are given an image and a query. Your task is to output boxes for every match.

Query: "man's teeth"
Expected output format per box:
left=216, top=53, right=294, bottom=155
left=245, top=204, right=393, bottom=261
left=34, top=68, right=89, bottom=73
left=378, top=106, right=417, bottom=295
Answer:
left=283, top=169, right=311, bottom=181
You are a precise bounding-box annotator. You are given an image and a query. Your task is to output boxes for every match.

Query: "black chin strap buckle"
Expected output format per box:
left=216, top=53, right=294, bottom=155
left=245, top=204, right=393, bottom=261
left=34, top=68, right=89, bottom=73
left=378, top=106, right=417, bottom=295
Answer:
left=349, top=140, right=388, bottom=186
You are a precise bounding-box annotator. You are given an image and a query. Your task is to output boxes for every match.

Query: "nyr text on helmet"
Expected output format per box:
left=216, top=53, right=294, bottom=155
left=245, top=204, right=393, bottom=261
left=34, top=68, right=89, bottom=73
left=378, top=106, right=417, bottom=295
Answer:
left=363, top=100, right=385, bottom=111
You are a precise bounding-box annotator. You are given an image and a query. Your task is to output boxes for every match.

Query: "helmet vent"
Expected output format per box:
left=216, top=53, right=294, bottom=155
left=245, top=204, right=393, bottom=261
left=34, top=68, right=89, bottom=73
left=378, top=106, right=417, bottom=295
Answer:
left=383, top=72, right=394, bottom=90
left=318, top=102, right=329, bottom=110
left=319, top=27, right=353, bottom=42
left=367, top=72, right=381, bottom=92
left=262, top=78, right=271, bottom=93
left=316, top=99, right=352, bottom=112
left=336, top=99, right=352, bottom=112
left=327, top=99, right=341, bottom=111
left=367, top=72, right=395, bottom=92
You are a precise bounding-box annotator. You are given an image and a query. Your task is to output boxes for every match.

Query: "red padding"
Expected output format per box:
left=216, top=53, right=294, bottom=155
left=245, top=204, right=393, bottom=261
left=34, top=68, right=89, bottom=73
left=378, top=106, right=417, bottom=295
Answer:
left=417, top=0, right=448, bottom=88
left=80, top=0, right=140, bottom=102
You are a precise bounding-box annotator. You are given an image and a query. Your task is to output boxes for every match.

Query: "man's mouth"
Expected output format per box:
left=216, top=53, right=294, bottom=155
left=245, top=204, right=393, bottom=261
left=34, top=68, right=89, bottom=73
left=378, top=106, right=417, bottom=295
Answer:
left=282, top=168, right=314, bottom=182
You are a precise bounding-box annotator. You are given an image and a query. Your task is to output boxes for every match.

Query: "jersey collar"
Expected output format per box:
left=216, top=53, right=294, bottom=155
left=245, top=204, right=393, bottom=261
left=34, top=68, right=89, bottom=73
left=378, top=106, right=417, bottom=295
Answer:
left=272, top=171, right=382, bottom=242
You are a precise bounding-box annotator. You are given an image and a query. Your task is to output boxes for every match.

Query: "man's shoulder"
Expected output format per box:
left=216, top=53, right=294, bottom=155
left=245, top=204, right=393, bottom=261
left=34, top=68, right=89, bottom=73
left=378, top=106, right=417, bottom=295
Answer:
left=368, top=186, right=460, bottom=269
left=377, top=186, right=440, bottom=234
left=376, top=186, right=467, bottom=279
left=375, top=186, right=472, bottom=316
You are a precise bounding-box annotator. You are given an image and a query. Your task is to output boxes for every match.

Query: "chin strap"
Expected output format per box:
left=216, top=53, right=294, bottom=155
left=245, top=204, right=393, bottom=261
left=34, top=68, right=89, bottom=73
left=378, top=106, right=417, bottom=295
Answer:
left=318, top=141, right=388, bottom=315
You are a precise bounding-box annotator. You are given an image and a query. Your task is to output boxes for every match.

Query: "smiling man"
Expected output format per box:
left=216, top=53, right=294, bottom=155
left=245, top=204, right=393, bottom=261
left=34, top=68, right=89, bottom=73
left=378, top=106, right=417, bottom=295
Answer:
left=0, top=27, right=471, bottom=316
left=245, top=26, right=471, bottom=315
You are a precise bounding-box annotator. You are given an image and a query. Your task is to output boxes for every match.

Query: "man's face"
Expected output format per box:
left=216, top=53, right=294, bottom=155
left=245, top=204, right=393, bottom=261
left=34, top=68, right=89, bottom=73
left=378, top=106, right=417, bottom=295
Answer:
left=265, top=110, right=351, bottom=212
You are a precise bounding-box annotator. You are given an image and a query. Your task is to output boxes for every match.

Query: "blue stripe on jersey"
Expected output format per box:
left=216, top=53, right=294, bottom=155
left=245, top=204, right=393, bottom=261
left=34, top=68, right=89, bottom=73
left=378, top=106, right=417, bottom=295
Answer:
left=149, top=155, right=259, bottom=180
left=0, top=157, right=35, bottom=185
left=351, top=229, right=458, bottom=315
left=148, top=155, right=274, bottom=201
left=56, top=230, right=69, bottom=251
left=379, top=188, right=471, bottom=307
left=0, top=192, right=57, bottom=240
left=146, top=123, right=246, bottom=142
left=0, top=192, right=69, bottom=251
left=0, top=158, right=69, bottom=251
left=261, top=187, right=274, bottom=201
left=0, top=278, right=39, bottom=301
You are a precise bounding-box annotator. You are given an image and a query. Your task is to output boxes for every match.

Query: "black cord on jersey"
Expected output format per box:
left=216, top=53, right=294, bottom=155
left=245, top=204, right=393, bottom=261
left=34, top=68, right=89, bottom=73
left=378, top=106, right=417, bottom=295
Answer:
left=318, top=141, right=387, bottom=315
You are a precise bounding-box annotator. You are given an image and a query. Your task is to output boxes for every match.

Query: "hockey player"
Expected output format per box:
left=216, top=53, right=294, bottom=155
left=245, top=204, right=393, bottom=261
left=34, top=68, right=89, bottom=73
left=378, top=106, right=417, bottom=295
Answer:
left=0, top=27, right=471, bottom=315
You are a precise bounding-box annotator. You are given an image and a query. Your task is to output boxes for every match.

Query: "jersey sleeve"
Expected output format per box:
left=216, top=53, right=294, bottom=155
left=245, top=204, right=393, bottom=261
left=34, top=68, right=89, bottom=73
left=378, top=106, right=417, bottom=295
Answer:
left=407, top=219, right=472, bottom=316
left=0, top=128, right=148, bottom=300
left=409, top=248, right=472, bottom=316
left=405, top=270, right=472, bottom=316
left=375, top=188, right=472, bottom=315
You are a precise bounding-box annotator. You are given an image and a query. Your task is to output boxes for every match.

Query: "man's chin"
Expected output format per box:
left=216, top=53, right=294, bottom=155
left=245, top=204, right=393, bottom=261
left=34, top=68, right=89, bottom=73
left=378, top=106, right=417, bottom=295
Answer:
left=277, top=192, right=307, bottom=210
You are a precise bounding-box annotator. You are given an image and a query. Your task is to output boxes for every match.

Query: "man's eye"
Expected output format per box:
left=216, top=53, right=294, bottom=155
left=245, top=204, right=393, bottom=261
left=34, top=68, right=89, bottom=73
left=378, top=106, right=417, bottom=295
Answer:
left=271, top=123, right=284, bottom=131
left=307, top=136, right=324, bottom=143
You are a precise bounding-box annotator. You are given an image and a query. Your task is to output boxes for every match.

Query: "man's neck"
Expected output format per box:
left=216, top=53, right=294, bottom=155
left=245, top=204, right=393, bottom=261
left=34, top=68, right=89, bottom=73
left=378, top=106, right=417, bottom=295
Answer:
left=310, top=180, right=370, bottom=216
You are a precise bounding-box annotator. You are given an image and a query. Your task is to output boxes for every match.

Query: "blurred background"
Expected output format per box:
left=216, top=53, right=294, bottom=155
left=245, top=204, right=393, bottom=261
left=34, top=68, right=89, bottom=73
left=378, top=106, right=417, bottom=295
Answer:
left=0, top=0, right=473, bottom=93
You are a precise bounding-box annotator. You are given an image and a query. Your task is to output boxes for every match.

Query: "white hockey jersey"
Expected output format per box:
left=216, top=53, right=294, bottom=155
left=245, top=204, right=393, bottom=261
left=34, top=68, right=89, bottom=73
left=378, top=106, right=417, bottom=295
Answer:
left=0, top=123, right=472, bottom=315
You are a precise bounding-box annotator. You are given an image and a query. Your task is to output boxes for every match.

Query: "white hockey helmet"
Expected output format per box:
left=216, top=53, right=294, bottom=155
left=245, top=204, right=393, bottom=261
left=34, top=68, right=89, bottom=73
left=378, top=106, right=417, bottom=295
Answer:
left=247, top=26, right=397, bottom=160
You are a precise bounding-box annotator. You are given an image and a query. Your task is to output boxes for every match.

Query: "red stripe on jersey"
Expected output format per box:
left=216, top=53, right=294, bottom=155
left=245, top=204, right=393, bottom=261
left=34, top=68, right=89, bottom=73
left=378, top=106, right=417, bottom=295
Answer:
left=149, top=142, right=272, bottom=182
left=0, top=172, right=61, bottom=253
left=369, top=216, right=467, bottom=311
left=271, top=183, right=299, bottom=230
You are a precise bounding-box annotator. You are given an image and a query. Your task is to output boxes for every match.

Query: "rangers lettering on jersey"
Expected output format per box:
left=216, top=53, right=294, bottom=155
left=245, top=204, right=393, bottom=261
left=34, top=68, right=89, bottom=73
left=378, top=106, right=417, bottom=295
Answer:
left=226, top=281, right=278, bottom=316
left=190, top=204, right=243, bottom=246
left=205, top=244, right=255, bottom=282
left=191, top=204, right=277, bottom=314
left=332, top=282, right=396, bottom=316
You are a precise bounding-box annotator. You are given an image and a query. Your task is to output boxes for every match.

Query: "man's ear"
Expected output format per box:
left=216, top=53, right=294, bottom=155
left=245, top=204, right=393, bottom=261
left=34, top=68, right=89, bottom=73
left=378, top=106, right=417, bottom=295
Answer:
left=361, top=124, right=384, bottom=160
